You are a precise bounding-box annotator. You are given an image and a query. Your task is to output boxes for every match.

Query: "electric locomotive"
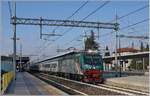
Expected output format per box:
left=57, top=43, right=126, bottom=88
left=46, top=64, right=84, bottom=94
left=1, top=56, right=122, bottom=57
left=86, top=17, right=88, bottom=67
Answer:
left=30, top=50, right=104, bottom=83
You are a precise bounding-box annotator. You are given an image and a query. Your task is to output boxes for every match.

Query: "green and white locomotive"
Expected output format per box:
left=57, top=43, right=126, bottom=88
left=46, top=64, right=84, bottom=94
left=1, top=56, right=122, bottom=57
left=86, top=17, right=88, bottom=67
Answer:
left=30, top=50, right=104, bottom=83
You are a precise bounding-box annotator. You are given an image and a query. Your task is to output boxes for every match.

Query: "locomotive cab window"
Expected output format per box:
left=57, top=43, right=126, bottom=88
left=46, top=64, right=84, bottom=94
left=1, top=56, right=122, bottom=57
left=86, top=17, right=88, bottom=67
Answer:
left=83, top=54, right=102, bottom=70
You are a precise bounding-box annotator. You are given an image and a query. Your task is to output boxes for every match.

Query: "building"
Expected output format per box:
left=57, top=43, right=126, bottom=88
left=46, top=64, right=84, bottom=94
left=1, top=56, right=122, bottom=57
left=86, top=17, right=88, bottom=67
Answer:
left=112, top=47, right=139, bottom=71
left=3, top=55, right=30, bottom=72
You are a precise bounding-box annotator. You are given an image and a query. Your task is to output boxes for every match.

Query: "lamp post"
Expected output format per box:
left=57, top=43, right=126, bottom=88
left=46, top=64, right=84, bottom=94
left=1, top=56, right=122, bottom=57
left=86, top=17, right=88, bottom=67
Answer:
left=19, top=43, right=22, bottom=72
left=11, top=37, right=22, bottom=71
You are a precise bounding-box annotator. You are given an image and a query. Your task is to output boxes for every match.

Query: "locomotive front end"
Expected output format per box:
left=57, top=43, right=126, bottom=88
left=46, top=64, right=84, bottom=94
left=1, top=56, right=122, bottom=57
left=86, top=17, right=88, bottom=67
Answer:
left=82, top=51, right=103, bottom=83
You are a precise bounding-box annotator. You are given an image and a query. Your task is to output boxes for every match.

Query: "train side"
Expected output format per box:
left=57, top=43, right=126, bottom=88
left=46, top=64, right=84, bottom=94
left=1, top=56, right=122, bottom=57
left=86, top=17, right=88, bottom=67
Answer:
left=30, top=51, right=104, bottom=83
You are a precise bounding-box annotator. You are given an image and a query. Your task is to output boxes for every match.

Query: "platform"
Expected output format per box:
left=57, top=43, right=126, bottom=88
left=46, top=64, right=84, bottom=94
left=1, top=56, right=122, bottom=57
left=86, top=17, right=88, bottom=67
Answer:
left=105, top=75, right=149, bottom=92
left=12, top=72, right=67, bottom=95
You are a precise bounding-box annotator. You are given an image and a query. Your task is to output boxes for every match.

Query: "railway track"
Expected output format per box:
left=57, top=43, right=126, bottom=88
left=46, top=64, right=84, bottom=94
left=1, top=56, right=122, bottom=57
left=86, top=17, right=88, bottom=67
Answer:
left=30, top=72, right=149, bottom=95
left=31, top=72, right=87, bottom=95
left=98, top=84, right=149, bottom=95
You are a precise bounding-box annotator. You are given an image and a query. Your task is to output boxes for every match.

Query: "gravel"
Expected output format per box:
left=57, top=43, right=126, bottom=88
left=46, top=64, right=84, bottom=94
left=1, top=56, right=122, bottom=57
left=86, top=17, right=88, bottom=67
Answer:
left=39, top=73, right=123, bottom=95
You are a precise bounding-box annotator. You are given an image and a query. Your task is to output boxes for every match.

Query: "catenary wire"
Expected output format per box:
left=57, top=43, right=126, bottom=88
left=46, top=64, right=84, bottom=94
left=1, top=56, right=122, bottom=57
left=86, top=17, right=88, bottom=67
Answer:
left=47, top=1, right=110, bottom=51
left=61, top=4, right=149, bottom=49
left=33, top=1, right=89, bottom=57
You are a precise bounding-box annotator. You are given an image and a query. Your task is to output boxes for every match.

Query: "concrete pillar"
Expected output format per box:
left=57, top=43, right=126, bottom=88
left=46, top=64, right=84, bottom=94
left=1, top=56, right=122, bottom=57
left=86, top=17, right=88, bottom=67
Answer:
left=143, top=58, right=145, bottom=72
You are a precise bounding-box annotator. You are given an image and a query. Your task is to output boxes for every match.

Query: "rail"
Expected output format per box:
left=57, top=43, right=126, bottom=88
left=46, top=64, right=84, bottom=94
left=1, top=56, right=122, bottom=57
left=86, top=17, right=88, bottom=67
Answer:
left=29, top=72, right=148, bottom=95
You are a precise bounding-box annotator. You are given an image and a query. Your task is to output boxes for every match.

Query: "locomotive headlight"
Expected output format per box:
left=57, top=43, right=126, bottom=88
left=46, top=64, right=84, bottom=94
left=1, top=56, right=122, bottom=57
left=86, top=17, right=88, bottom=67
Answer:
left=88, top=49, right=93, bottom=53
left=88, top=49, right=98, bottom=53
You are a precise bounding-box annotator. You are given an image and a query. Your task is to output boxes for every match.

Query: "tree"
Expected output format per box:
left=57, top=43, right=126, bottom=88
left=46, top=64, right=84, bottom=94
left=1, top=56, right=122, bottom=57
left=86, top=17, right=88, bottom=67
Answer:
left=144, top=43, right=149, bottom=51
left=129, top=58, right=143, bottom=70
left=131, top=42, right=134, bottom=48
left=84, top=30, right=99, bottom=51
left=104, top=46, right=111, bottom=64
left=129, top=59, right=136, bottom=70
left=140, top=42, right=144, bottom=52
left=104, top=46, right=110, bottom=56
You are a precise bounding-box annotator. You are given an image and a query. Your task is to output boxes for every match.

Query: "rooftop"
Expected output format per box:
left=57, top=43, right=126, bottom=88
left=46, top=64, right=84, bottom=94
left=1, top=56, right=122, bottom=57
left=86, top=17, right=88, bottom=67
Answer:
left=117, top=47, right=139, bottom=53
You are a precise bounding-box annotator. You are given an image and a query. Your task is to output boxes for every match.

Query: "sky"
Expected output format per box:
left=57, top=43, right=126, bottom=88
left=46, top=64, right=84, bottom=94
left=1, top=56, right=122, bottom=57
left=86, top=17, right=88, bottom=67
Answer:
left=1, top=1, right=149, bottom=61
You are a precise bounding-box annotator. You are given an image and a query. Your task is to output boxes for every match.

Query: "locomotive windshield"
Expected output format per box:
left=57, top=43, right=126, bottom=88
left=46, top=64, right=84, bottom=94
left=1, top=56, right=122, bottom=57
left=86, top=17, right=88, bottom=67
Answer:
left=83, top=54, right=102, bottom=69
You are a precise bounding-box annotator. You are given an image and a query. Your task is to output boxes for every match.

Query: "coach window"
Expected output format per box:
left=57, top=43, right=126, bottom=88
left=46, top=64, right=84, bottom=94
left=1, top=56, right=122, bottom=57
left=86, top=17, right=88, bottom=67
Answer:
left=53, top=64, right=56, bottom=68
